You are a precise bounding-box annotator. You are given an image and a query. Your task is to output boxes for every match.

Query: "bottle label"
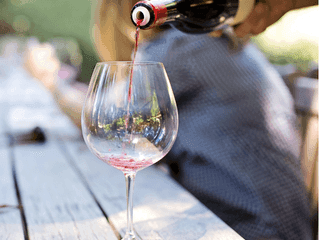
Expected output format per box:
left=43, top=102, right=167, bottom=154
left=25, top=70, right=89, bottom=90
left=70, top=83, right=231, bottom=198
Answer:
left=142, top=1, right=168, bottom=28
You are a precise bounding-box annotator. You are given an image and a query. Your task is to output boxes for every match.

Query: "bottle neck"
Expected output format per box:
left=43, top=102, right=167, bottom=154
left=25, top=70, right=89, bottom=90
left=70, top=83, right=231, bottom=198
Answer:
left=131, top=0, right=256, bottom=32
left=131, top=0, right=180, bottom=29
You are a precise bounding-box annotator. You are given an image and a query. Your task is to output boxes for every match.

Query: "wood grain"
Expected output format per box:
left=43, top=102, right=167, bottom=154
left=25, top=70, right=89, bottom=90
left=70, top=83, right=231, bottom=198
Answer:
left=13, top=141, right=118, bottom=240
left=0, top=148, right=24, bottom=240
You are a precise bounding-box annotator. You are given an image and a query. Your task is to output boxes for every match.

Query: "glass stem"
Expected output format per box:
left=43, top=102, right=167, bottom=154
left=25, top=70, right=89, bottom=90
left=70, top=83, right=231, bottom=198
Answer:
left=124, top=172, right=136, bottom=239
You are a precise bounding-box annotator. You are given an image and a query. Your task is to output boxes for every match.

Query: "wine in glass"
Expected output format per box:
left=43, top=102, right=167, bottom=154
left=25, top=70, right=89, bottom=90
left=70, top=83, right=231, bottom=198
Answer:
left=81, top=61, right=178, bottom=240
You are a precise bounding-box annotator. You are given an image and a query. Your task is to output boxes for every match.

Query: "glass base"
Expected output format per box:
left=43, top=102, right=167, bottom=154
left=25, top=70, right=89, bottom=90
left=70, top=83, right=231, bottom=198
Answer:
left=121, top=231, right=142, bottom=240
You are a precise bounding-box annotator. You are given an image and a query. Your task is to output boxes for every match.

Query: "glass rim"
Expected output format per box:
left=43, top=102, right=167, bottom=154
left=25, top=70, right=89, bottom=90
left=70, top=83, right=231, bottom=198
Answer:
left=96, top=61, right=163, bottom=66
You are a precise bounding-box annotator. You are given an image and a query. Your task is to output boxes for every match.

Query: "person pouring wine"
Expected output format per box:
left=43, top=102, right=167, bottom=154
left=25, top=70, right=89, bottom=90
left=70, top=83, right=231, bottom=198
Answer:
left=24, top=0, right=318, bottom=239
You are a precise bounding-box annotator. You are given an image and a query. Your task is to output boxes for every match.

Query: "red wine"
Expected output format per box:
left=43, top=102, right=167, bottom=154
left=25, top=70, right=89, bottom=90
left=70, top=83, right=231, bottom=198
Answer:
left=103, top=155, right=154, bottom=172
left=126, top=19, right=143, bottom=130
left=114, top=20, right=161, bottom=173
left=128, top=19, right=142, bottom=105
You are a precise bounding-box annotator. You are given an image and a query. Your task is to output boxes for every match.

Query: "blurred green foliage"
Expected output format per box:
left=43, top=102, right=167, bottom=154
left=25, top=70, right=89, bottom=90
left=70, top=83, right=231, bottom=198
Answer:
left=0, top=0, right=98, bottom=83
left=252, top=6, right=318, bottom=72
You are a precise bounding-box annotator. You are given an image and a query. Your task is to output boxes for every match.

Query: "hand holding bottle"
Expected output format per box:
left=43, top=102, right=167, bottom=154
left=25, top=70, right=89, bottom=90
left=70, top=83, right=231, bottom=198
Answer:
left=234, top=0, right=318, bottom=37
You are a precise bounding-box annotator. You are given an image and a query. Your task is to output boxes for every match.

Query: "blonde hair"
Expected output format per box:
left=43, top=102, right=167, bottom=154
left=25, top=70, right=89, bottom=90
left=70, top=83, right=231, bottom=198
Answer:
left=91, top=0, right=157, bottom=62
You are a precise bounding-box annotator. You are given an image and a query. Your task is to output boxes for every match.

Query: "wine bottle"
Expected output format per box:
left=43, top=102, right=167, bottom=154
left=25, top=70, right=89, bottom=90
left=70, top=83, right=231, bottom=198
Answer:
left=131, top=0, right=257, bottom=34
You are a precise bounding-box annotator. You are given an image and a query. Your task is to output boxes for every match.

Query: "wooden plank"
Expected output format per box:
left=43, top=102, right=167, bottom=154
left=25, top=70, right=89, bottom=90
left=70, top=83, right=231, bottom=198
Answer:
left=38, top=109, right=82, bottom=142
left=0, top=99, right=9, bottom=148
left=13, top=141, right=118, bottom=240
left=0, top=148, right=25, bottom=240
left=64, top=141, right=244, bottom=240
left=6, top=106, right=82, bottom=143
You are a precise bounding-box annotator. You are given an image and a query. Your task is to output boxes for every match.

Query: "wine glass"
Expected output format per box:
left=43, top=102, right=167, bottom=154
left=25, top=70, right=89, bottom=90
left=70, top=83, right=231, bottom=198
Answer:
left=81, top=61, right=178, bottom=240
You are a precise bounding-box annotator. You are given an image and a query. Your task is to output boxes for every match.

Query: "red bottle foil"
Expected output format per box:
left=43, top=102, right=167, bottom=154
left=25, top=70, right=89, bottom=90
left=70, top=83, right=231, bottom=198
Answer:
left=141, top=1, right=168, bottom=29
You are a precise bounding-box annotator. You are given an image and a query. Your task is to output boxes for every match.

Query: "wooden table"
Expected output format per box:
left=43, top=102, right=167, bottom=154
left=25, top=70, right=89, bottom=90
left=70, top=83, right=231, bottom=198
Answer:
left=0, top=65, right=244, bottom=239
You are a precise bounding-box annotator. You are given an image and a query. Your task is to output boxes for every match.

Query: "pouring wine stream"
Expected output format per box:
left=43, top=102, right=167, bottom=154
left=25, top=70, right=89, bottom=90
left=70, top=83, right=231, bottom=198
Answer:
left=126, top=18, right=143, bottom=132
